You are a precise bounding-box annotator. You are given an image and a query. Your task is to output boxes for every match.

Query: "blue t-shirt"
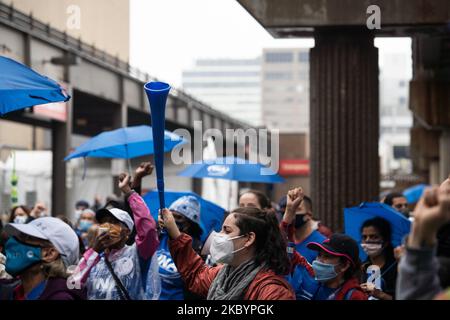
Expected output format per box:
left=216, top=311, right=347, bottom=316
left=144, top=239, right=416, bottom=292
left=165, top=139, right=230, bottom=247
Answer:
left=157, top=234, right=185, bottom=300
left=26, top=281, right=47, bottom=300
left=295, top=230, right=326, bottom=263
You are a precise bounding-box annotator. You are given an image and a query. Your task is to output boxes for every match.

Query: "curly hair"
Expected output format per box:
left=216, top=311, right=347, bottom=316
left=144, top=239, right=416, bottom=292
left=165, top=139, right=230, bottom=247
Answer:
left=231, top=207, right=289, bottom=275
left=42, top=257, right=70, bottom=278
left=30, top=237, right=70, bottom=279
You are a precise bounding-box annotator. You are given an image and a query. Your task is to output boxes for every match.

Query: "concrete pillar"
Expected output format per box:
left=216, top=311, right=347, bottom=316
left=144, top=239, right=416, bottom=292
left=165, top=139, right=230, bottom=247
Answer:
left=440, top=130, right=450, bottom=181
left=430, top=160, right=440, bottom=185
left=52, top=86, right=73, bottom=216
left=111, top=76, right=129, bottom=196
left=310, top=28, right=379, bottom=231
left=113, top=78, right=128, bottom=129
left=52, top=50, right=73, bottom=217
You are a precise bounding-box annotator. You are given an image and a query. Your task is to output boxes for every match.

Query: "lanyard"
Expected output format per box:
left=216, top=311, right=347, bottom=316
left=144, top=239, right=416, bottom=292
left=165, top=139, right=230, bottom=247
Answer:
left=380, top=261, right=397, bottom=278
left=26, top=280, right=47, bottom=300
left=366, top=261, right=397, bottom=281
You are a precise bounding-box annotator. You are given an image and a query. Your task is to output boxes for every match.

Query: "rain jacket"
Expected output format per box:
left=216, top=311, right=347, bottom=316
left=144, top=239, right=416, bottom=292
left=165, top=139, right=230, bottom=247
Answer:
left=169, top=233, right=295, bottom=300
left=71, top=191, right=160, bottom=300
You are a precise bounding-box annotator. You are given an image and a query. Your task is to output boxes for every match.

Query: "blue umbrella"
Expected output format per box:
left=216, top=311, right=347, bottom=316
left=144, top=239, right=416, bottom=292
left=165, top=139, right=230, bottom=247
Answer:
left=0, top=56, right=70, bottom=115
left=403, top=184, right=429, bottom=204
left=344, top=202, right=411, bottom=261
left=177, top=156, right=285, bottom=184
left=143, top=190, right=225, bottom=242
left=64, top=125, right=184, bottom=160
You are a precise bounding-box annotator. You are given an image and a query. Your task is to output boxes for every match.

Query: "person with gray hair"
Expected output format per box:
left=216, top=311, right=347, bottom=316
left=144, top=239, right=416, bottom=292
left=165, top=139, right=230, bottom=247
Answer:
left=0, top=217, right=85, bottom=300
left=70, top=173, right=160, bottom=300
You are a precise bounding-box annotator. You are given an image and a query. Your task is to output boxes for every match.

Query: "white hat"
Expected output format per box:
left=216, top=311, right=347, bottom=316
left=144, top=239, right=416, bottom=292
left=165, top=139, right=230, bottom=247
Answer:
left=96, top=208, right=134, bottom=231
left=5, top=217, right=80, bottom=267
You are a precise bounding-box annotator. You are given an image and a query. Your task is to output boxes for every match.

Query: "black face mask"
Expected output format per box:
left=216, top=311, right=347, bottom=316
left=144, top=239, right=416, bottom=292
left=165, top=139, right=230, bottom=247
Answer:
left=176, top=222, right=189, bottom=234
left=294, top=214, right=308, bottom=229
left=400, top=208, right=410, bottom=218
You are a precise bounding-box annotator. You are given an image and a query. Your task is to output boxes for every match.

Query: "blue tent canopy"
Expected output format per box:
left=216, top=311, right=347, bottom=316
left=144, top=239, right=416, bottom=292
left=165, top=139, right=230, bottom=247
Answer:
left=65, top=125, right=184, bottom=160
left=177, top=156, right=285, bottom=184
left=344, top=202, right=411, bottom=261
left=0, top=56, right=69, bottom=115
left=143, top=190, right=225, bottom=243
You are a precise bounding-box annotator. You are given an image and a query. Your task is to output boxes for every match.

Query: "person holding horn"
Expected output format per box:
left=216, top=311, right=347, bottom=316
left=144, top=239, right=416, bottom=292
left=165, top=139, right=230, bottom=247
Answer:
left=158, top=206, right=295, bottom=300
left=70, top=173, right=160, bottom=300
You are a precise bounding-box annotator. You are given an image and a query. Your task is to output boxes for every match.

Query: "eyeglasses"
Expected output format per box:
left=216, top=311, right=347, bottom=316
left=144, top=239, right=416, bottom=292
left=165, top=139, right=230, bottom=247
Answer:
left=394, top=203, right=408, bottom=209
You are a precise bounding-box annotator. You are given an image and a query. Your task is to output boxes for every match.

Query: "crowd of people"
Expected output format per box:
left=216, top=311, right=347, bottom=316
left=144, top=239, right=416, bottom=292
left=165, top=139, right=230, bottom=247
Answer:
left=0, top=162, right=449, bottom=300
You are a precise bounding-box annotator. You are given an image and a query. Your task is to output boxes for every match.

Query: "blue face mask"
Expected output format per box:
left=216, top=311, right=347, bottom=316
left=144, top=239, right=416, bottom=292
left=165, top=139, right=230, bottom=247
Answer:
left=5, top=237, right=42, bottom=276
left=79, top=220, right=93, bottom=232
left=312, top=260, right=339, bottom=282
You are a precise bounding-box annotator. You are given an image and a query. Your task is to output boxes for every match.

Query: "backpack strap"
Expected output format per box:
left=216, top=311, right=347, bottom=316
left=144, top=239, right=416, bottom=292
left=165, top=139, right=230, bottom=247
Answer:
left=104, top=256, right=132, bottom=300
left=343, top=288, right=355, bottom=300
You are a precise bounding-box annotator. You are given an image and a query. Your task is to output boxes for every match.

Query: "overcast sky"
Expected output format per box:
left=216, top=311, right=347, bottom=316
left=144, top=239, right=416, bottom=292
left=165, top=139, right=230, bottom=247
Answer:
left=130, top=0, right=411, bottom=87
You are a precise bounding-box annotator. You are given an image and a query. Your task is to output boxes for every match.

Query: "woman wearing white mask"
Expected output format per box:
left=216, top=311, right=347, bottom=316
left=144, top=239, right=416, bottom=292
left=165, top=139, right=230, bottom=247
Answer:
left=9, top=206, right=33, bottom=225
left=159, top=206, right=295, bottom=300
left=360, top=217, right=397, bottom=300
left=75, top=209, right=97, bottom=250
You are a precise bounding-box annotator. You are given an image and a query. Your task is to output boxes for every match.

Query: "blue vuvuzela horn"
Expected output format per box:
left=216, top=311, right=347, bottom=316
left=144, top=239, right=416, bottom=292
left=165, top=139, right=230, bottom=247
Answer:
left=144, top=81, right=171, bottom=211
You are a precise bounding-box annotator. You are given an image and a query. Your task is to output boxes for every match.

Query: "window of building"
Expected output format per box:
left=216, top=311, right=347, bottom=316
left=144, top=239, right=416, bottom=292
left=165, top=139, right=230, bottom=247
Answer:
left=264, top=71, right=293, bottom=80
left=393, top=145, right=410, bottom=159
left=299, top=71, right=309, bottom=80
left=196, top=59, right=260, bottom=66
left=286, top=86, right=296, bottom=92
left=183, top=82, right=260, bottom=88
left=298, top=52, right=309, bottom=62
left=183, top=71, right=260, bottom=77
left=265, top=52, right=293, bottom=63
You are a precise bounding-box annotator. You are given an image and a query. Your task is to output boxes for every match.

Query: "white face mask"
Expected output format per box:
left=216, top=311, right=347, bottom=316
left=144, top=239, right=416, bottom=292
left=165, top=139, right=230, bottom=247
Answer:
left=361, top=243, right=383, bottom=257
left=13, top=215, right=28, bottom=224
left=210, top=233, right=246, bottom=265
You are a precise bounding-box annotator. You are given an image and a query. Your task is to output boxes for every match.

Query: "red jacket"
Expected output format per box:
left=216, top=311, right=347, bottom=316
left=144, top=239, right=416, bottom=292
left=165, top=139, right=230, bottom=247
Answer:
left=169, top=233, right=295, bottom=300
left=335, top=278, right=368, bottom=300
